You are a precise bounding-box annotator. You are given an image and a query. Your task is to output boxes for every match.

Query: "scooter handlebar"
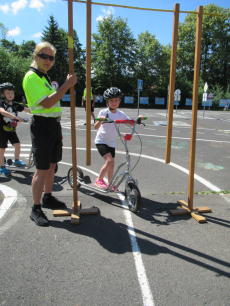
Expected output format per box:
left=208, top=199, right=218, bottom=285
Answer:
left=95, top=117, right=147, bottom=123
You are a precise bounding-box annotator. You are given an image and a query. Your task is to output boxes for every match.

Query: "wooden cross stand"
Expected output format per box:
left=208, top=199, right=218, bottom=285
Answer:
left=165, top=5, right=220, bottom=223
left=54, top=1, right=221, bottom=224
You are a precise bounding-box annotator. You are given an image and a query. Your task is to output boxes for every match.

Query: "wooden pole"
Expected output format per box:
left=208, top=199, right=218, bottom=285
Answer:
left=169, top=5, right=211, bottom=222
left=86, top=0, right=91, bottom=166
left=68, top=0, right=78, bottom=212
left=69, top=0, right=222, bottom=17
left=188, top=6, right=203, bottom=210
left=165, top=3, right=179, bottom=164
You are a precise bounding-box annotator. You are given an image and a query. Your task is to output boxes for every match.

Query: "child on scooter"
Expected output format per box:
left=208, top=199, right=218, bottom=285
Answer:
left=0, top=82, right=31, bottom=176
left=94, top=87, right=144, bottom=191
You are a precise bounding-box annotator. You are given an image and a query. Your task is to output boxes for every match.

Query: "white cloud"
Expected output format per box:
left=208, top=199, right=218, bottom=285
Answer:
left=96, top=6, right=114, bottom=21
left=0, top=4, right=10, bottom=13
left=43, top=0, right=55, bottom=2
left=96, top=15, right=103, bottom=21
left=102, top=6, right=114, bottom=15
left=7, top=26, right=21, bottom=36
left=29, top=0, right=44, bottom=11
left=31, top=32, right=42, bottom=38
left=11, top=0, right=28, bottom=14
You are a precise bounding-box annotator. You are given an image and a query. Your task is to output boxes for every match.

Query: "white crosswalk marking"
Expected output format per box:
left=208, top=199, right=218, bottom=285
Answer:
left=61, top=119, right=91, bottom=128
left=4, top=146, right=31, bottom=158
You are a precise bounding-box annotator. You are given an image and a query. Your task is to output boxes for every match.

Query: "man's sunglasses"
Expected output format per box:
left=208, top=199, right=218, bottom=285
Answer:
left=37, top=53, right=55, bottom=61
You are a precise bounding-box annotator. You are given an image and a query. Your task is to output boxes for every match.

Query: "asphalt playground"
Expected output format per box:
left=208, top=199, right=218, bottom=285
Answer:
left=0, top=107, right=230, bottom=306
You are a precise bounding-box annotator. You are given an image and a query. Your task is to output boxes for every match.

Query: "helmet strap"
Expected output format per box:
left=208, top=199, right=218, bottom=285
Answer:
left=107, top=101, right=117, bottom=111
left=3, top=95, right=11, bottom=104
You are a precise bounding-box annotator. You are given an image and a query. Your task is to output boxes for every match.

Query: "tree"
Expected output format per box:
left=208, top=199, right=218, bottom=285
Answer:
left=73, top=29, right=86, bottom=99
left=0, top=22, right=8, bottom=40
left=18, top=40, right=36, bottom=58
left=135, top=31, right=171, bottom=104
left=0, top=39, right=19, bottom=53
left=41, top=15, right=68, bottom=88
left=0, top=46, right=32, bottom=100
left=92, top=14, right=136, bottom=95
left=177, top=4, right=230, bottom=94
left=41, top=16, right=85, bottom=103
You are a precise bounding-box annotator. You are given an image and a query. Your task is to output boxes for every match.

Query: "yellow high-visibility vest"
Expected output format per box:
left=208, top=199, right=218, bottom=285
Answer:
left=83, top=88, right=93, bottom=100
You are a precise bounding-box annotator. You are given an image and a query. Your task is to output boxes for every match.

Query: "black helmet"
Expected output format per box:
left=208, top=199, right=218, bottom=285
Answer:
left=0, top=82, right=15, bottom=93
left=103, top=87, right=122, bottom=100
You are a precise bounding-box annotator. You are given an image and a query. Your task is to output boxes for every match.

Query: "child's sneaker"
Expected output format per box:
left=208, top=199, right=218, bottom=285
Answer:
left=0, top=167, right=11, bottom=176
left=95, top=178, right=107, bottom=189
left=13, top=160, right=26, bottom=167
left=112, top=185, right=119, bottom=192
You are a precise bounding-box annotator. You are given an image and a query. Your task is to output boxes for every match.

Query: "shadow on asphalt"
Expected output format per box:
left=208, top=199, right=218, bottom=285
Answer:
left=137, top=196, right=184, bottom=225
left=47, top=194, right=230, bottom=278
left=3, top=170, right=66, bottom=192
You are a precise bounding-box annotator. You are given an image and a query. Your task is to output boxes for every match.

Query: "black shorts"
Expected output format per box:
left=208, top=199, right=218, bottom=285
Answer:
left=30, top=116, right=62, bottom=170
left=0, top=131, right=20, bottom=148
left=84, top=101, right=94, bottom=113
left=96, top=144, right=115, bottom=158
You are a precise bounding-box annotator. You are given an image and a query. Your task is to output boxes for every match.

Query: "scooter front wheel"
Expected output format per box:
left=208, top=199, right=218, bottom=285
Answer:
left=125, top=182, right=141, bottom=213
left=67, top=166, right=83, bottom=189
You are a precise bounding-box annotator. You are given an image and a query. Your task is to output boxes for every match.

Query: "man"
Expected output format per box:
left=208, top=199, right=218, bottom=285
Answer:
left=82, top=83, right=95, bottom=124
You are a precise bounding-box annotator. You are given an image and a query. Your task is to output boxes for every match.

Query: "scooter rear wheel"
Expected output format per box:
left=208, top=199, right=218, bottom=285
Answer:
left=27, top=150, right=57, bottom=172
left=125, top=182, right=141, bottom=213
left=67, top=166, right=83, bottom=189
left=28, top=150, right=34, bottom=168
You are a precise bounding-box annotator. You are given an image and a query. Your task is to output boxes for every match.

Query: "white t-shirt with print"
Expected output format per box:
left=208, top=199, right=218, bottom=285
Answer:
left=95, top=108, right=130, bottom=148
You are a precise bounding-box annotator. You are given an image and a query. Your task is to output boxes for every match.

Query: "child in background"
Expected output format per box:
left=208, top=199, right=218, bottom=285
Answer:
left=94, top=87, right=144, bottom=191
left=0, top=82, right=31, bottom=176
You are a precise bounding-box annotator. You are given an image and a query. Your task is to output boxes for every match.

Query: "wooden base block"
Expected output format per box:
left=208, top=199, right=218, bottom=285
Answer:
left=169, top=200, right=212, bottom=223
left=194, top=206, right=212, bottom=213
left=190, top=211, right=207, bottom=223
left=71, top=211, right=80, bottom=224
left=53, top=201, right=99, bottom=224
left=169, top=209, right=189, bottom=215
left=53, top=208, right=72, bottom=217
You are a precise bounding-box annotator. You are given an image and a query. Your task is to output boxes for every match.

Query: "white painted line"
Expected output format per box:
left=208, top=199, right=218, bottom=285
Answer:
left=60, top=161, right=155, bottom=306
left=8, top=144, right=31, bottom=147
left=0, top=185, right=17, bottom=220
left=2, top=144, right=223, bottom=306
left=118, top=193, right=155, bottom=306
left=4, top=154, right=29, bottom=157
left=4, top=148, right=31, bottom=151
left=215, top=134, right=228, bottom=136
left=0, top=186, right=27, bottom=236
left=61, top=148, right=222, bottom=192
left=137, top=134, right=230, bottom=144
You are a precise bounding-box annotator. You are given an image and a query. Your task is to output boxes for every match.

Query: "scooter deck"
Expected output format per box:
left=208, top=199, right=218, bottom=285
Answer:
left=80, top=176, right=118, bottom=192
left=5, top=164, right=28, bottom=169
left=0, top=171, right=11, bottom=177
left=82, top=176, right=107, bottom=190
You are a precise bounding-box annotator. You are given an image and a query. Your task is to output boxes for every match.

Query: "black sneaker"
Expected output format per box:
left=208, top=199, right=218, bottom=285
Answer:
left=41, top=195, right=67, bottom=209
left=30, top=208, right=49, bottom=226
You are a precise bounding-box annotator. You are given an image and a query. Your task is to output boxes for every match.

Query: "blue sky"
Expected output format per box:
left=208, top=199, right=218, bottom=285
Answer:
left=1, top=0, right=229, bottom=48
